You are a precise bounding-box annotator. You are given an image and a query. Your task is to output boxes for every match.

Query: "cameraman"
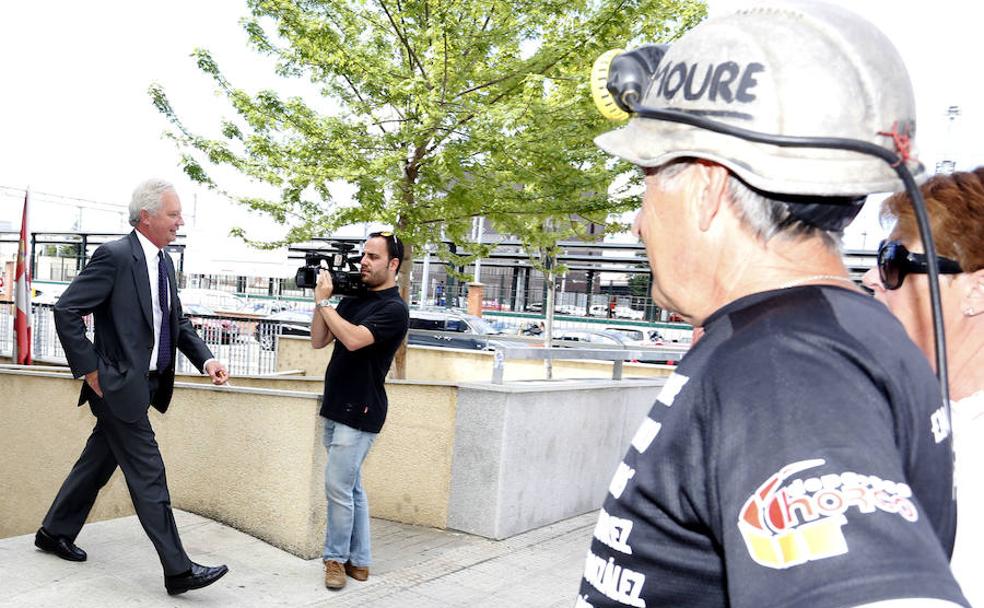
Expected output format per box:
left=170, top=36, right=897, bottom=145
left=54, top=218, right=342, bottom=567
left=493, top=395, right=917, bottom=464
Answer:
left=310, top=231, right=409, bottom=590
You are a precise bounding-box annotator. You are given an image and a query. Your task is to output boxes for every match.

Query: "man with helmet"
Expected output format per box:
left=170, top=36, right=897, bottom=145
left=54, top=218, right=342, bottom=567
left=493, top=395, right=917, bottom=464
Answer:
left=578, top=2, right=968, bottom=607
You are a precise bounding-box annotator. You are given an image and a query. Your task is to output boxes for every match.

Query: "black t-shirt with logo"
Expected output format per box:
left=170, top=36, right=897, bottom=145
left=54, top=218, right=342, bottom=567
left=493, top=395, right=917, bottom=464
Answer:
left=320, top=286, right=409, bottom=433
left=578, top=286, right=967, bottom=608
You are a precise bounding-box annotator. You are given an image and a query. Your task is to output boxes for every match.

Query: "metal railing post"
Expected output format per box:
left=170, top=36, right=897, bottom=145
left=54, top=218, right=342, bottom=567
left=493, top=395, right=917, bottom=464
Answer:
left=492, top=349, right=505, bottom=384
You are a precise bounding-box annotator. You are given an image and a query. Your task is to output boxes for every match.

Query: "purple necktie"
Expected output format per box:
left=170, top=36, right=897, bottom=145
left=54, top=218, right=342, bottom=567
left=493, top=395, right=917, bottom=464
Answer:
left=156, top=251, right=172, bottom=371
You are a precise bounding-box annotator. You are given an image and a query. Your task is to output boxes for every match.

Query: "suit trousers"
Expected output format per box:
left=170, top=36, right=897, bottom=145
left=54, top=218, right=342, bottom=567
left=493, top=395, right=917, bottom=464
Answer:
left=41, top=374, right=192, bottom=576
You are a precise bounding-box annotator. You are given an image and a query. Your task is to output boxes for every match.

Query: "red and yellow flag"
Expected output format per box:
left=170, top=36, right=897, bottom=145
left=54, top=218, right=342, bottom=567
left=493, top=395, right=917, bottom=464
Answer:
left=13, top=191, right=32, bottom=365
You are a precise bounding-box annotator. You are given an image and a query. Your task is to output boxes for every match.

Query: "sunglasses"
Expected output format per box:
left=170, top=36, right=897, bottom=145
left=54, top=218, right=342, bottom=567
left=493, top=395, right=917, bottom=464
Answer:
left=367, top=231, right=404, bottom=271
left=369, top=230, right=399, bottom=245
left=877, top=240, right=962, bottom=290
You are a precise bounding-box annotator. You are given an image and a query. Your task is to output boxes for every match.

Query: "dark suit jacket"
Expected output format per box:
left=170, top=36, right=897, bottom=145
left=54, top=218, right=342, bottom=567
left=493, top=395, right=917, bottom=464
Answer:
left=54, top=231, right=213, bottom=422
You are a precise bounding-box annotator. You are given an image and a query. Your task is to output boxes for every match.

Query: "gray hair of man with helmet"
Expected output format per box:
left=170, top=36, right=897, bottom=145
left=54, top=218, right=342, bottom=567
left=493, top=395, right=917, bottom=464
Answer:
left=128, top=178, right=176, bottom=227
left=598, top=0, right=922, bottom=248
left=648, top=158, right=849, bottom=248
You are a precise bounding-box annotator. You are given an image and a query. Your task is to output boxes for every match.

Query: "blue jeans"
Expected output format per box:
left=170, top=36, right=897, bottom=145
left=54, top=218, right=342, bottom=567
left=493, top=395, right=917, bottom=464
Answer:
left=322, top=419, right=377, bottom=566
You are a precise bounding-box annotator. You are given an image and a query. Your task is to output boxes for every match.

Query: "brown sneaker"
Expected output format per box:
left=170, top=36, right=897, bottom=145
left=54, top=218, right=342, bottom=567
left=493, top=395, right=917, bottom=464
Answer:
left=324, top=560, right=346, bottom=590
left=345, top=561, right=369, bottom=581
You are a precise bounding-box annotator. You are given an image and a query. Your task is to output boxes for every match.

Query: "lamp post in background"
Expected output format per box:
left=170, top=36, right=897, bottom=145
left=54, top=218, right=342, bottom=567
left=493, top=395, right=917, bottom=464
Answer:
left=935, top=105, right=960, bottom=175
left=466, top=216, right=486, bottom=317
left=420, top=243, right=434, bottom=306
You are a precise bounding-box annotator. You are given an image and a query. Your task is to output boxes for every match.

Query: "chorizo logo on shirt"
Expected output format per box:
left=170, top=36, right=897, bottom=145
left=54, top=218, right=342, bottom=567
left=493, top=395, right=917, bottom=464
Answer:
left=737, top=459, right=919, bottom=569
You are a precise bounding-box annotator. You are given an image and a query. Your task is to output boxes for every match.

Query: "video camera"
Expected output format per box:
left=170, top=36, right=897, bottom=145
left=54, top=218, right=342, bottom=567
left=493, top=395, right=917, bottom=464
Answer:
left=294, top=243, right=367, bottom=297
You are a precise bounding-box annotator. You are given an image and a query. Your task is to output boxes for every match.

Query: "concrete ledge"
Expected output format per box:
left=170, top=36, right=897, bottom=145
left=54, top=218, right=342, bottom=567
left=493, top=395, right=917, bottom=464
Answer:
left=447, top=378, right=663, bottom=539
left=277, top=335, right=674, bottom=382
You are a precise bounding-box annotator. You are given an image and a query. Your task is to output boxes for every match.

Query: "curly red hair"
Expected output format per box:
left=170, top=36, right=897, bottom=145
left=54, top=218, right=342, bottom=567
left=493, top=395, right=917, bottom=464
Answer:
left=882, top=168, right=984, bottom=272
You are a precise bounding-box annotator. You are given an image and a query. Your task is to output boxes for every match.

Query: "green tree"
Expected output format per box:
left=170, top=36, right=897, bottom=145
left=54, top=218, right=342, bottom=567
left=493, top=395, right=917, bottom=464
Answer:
left=150, top=0, right=705, bottom=375
left=628, top=273, right=648, bottom=299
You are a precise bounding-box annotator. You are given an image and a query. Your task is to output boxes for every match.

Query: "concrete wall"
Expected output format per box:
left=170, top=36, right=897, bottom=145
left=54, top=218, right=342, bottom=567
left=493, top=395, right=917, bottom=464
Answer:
left=0, top=371, right=136, bottom=538
left=276, top=336, right=332, bottom=375
left=1, top=365, right=662, bottom=556
left=447, top=380, right=661, bottom=539
left=278, top=335, right=673, bottom=382
left=152, top=383, right=326, bottom=558
left=0, top=369, right=329, bottom=557
left=362, top=382, right=459, bottom=528
left=173, top=373, right=461, bottom=530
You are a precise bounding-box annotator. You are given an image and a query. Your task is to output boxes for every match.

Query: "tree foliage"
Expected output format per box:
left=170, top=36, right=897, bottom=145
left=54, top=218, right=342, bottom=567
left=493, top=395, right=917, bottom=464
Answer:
left=628, top=272, right=649, bottom=298
left=151, top=0, right=705, bottom=257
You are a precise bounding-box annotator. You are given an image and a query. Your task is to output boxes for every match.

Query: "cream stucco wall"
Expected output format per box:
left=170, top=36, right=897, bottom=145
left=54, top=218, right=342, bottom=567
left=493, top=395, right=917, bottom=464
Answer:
left=0, top=371, right=135, bottom=539
left=0, top=368, right=459, bottom=558
left=152, top=384, right=326, bottom=557
left=2, top=341, right=664, bottom=556
left=277, top=335, right=674, bottom=381
left=363, top=382, right=458, bottom=527
left=276, top=337, right=333, bottom=376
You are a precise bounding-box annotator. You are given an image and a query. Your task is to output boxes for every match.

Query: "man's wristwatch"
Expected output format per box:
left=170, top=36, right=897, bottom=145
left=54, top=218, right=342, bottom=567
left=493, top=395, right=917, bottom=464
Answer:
left=316, top=299, right=333, bottom=309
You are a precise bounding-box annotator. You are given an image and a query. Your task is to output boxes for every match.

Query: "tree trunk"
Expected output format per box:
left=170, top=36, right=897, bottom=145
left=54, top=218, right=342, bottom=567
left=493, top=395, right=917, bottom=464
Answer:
left=391, top=153, right=419, bottom=380
left=393, top=232, right=412, bottom=379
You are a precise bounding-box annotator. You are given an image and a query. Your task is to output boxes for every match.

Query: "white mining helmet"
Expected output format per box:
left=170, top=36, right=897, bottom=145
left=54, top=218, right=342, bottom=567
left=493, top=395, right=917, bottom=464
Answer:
left=592, top=1, right=925, bottom=201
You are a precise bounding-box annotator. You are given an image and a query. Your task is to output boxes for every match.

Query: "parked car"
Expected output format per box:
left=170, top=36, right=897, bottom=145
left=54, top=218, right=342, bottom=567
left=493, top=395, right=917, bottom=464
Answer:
left=588, top=304, right=608, bottom=317
left=255, top=310, right=314, bottom=351
left=551, top=328, right=680, bottom=365
left=183, top=303, right=241, bottom=344
left=588, top=304, right=645, bottom=320
left=554, top=304, right=580, bottom=316
left=243, top=299, right=295, bottom=316
left=613, top=306, right=645, bottom=320
left=178, top=288, right=245, bottom=313
left=605, top=326, right=664, bottom=347
left=254, top=307, right=526, bottom=352
left=551, top=328, right=629, bottom=348
left=408, top=310, right=524, bottom=351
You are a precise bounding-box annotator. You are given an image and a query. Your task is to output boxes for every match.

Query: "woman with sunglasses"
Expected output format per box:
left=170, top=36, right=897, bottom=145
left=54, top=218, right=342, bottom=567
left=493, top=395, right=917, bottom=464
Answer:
left=863, top=168, right=984, bottom=607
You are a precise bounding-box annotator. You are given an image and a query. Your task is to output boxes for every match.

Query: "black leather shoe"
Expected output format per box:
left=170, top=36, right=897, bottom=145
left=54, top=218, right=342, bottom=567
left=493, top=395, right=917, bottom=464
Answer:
left=34, top=528, right=86, bottom=562
left=164, top=562, right=229, bottom=595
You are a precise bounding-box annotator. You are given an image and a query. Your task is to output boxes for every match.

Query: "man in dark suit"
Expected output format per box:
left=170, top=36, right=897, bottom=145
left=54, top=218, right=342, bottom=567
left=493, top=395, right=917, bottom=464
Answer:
left=35, top=178, right=231, bottom=595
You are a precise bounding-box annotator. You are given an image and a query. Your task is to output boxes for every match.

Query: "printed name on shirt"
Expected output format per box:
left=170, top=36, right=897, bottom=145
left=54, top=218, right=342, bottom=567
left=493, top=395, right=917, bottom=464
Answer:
left=656, top=372, right=690, bottom=407
left=930, top=405, right=951, bottom=443
left=583, top=550, right=647, bottom=608
left=609, top=462, right=636, bottom=500
left=631, top=418, right=662, bottom=454
left=737, top=458, right=919, bottom=569
left=593, top=508, right=634, bottom=555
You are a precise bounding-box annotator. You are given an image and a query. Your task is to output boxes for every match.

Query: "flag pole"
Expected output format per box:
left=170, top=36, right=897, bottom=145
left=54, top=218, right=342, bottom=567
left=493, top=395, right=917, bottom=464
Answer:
left=13, top=189, right=32, bottom=365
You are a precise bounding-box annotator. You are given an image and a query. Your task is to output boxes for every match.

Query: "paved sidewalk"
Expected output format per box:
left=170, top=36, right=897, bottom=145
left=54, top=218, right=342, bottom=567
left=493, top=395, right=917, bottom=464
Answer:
left=0, top=510, right=593, bottom=607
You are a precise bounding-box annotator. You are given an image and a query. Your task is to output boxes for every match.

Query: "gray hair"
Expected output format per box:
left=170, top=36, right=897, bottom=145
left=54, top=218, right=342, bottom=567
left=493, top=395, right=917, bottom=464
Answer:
left=128, top=178, right=175, bottom=226
left=652, top=160, right=842, bottom=249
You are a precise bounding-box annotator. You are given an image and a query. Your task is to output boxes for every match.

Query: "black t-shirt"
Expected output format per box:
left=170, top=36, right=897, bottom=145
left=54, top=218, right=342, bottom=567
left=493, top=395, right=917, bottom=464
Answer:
left=320, top=286, right=409, bottom=433
left=578, top=286, right=967, bottom=608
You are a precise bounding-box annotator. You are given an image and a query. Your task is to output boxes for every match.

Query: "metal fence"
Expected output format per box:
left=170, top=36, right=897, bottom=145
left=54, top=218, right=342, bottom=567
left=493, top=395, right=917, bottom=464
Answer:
left=0, top=302, right=87, bottom=362
left=1, top=302, right=282, bottom=376
left=480, top=311, right=694, bottom=343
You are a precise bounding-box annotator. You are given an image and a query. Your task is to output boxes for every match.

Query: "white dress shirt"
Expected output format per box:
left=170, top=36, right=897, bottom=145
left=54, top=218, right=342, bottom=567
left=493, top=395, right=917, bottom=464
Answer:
left=134, top=230, right=168, bottom=371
